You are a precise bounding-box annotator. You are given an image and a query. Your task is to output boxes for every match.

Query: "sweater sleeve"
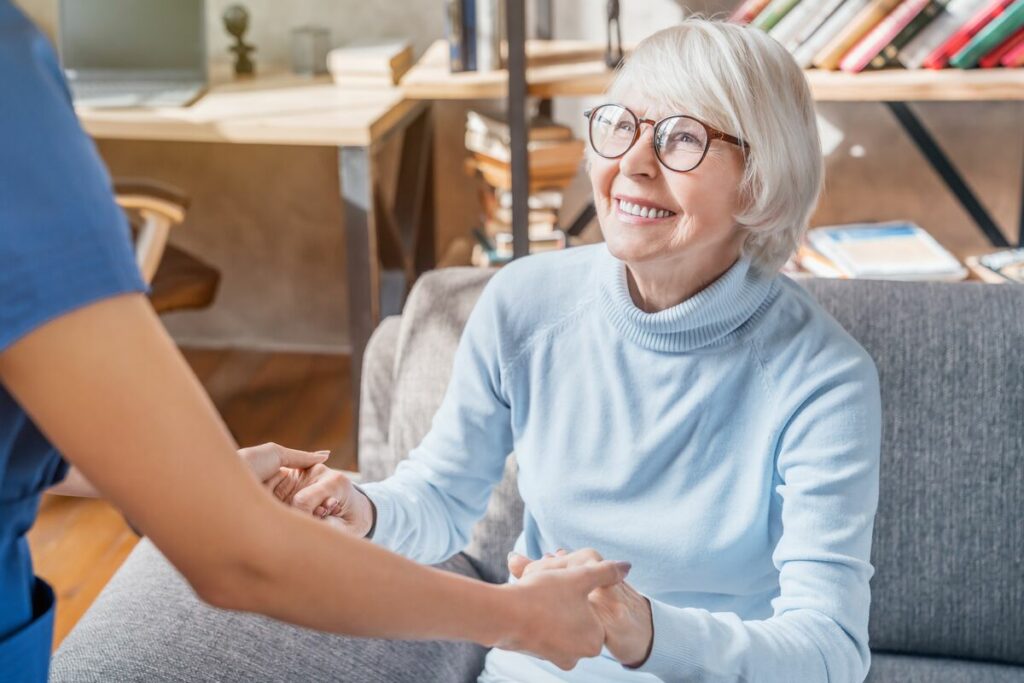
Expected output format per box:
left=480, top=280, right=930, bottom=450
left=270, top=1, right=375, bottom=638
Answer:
left=633, top=353, right=882, bottom=683
left=358, top=275, right=515, bottom=565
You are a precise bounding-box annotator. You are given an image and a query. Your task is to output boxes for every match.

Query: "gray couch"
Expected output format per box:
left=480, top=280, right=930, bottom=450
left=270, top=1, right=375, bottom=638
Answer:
left=51, top=268, right=1024, bottom=682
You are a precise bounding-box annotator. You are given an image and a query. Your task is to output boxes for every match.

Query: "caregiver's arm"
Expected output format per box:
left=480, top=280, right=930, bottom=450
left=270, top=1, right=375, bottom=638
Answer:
left=629, top=357, right=882, bottom=683
left=0, top=293, right=625, bottom=668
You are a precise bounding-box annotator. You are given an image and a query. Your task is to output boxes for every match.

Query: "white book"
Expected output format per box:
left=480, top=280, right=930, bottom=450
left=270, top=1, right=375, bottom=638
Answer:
left=792, top=0, right=872, bottom=68
left=475, top=0, right=501, bottom=72
left=807, top=221, right=967, bottom=281
left=898, top=0, right=988, bottom=68
left=777, top=0, right=850, bottom=52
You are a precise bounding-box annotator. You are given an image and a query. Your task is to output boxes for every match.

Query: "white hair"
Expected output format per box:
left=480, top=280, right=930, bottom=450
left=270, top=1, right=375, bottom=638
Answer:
left=600, top=17, right=823, bottom=274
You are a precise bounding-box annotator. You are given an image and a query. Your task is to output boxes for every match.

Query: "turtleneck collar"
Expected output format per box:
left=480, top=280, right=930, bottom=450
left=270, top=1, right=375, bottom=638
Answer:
left=596, top=244, right=778, bottom=352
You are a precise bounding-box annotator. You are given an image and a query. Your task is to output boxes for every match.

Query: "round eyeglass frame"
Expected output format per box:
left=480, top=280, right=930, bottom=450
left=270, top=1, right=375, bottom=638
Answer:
left=583, top=104, right=750, bottom=173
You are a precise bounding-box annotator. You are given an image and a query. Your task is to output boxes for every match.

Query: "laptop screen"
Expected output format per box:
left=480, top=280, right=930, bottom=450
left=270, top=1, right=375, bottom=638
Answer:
left=59, top=0, right=206, bottom=78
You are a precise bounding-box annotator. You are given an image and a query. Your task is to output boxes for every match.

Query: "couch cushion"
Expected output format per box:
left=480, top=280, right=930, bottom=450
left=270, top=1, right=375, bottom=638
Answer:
left=802, top=279, right=1024, bottom=665
left=867, top=653, right=1024, bottom=682
left=376, top=267, right=521, bottom=583
left=51, top=539, right=487, bottom=683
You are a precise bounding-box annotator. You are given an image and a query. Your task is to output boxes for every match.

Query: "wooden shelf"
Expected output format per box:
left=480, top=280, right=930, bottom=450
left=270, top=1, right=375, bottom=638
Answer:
left=401, top=39, right=1024, bottom=102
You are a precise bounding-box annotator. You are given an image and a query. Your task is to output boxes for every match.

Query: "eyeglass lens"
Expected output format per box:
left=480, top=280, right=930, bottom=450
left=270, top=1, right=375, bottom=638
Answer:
left=589, top=104, right=709, bottom=172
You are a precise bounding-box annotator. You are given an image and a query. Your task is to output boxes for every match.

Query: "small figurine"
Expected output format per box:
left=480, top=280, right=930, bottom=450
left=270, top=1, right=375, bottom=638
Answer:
left=223, top=4, right=256, bottom=76
left=605, top=0, right=623, bottom=69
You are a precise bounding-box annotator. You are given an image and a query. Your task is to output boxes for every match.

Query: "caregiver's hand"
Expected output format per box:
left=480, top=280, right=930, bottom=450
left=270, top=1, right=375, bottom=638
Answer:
left=509, top=548, right=654, bottom=668
left=236, top=442, right=329, bottom=486
left=270, top=464, right=375, bottom=537
left=501, top=559, right=633, bottom=670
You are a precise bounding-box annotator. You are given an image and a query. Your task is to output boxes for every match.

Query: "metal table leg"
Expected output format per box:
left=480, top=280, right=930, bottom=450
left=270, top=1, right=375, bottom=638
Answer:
left=886, top=101, right=1012, bottom=249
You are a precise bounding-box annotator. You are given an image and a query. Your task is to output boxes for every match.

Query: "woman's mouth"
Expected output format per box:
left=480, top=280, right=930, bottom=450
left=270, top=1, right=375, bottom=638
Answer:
left=614, top=198, right=677, bottom=224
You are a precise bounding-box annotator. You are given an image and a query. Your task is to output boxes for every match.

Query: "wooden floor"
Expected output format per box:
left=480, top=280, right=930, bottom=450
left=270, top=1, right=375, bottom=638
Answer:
left=26, top=348, right=354, bottom=649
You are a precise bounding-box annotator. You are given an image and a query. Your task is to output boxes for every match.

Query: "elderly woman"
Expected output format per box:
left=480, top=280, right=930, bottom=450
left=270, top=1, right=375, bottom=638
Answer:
left=284, top=17, right=881, bottom=683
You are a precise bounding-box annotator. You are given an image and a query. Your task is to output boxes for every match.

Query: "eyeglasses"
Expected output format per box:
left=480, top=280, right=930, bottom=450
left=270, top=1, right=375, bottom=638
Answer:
left=583, top=104, right=749, bottom=173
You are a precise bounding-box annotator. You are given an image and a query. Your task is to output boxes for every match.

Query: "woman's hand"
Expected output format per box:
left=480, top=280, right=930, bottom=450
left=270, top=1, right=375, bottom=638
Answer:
left=236, top=442, right=329, bottom=486
left=498, top=559, right=633, bottom=671
left=269, top=463, right=375, bottom=537
left=509, top=548, right=654, bottom=668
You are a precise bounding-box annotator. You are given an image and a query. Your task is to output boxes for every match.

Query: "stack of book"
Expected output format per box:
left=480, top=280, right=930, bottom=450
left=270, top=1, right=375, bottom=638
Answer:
left=731, top=0, right=1024, bottom=71
left=446, top=0, right=504, bottom=73
left=327, top=40, right=413, bottom=88
left=964, top=248, right=1024, bottom=282
left=786, top=221, right=969, bottom=280
left=465, top=110, right=582, bottom=267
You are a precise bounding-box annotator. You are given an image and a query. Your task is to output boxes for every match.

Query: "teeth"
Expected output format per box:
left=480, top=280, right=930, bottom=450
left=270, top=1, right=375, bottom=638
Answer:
left=620, top=200, right=674, bottom=219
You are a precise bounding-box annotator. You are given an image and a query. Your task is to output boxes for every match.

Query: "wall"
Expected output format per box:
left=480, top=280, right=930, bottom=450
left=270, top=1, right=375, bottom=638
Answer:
left=16, top=0, right=1023, bottom=351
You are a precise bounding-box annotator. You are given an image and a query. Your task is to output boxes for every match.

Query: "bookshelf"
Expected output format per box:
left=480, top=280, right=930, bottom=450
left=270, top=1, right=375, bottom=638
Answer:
left=403, top=38, right=1024, bottom=101
left=403, top=10, right=1024, bottom=257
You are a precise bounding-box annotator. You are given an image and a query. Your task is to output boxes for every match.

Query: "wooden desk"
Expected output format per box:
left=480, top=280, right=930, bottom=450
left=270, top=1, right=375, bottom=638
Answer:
left=78, top=75, right=436, bottom=455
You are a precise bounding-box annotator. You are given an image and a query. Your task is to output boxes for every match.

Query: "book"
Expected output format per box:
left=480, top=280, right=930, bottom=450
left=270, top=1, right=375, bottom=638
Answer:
left=949, top=0, right=1024, bottom=66
left=1001, top=29, right=1024, bottom=59
left=899, top=0, right=991, bottom=66
left=462, top=0, right=477, bottom=71
left=496, top=188, right=564, bottom=211
left=465, top=110, right=573, bottom=145
left=771, top=0, right=849, bottom=51
left=465, top=129, right=585, bottom=169
left=813, top=0, right=908, bottom=69
left=978, top=24, right=1024, bottom=64
left=964, top=249, right=1024, bottom=283
left=470, top=155, right=579, bottom=192
left=921, top=0, right=1016, bottom=68
left=446, top=0, right=465, bottom=72
left=867, top=0, right=946, bottom=68
left=327, top=40, right=412, bottom=77
left=793, top=0, right=873, bottom=67
left=794, top=240, right=848, bottom=277
left=475, top=0, right=501, bottom=72
left=841, top=0, right=936, bottom=71
left=730, top=0, right=774, bottom=22
left=752, top=0, right=804, bottom=31
left=806, top=221, right=967, bottom=280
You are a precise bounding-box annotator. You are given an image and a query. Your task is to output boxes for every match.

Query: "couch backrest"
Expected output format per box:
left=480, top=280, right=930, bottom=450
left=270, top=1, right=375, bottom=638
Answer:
left=360, top=267, right=1024, bottom=664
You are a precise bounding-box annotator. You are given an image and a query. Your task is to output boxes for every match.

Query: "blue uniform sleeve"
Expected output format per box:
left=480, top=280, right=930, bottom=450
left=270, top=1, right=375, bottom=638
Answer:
left=0, top=2, right=146, bottom=353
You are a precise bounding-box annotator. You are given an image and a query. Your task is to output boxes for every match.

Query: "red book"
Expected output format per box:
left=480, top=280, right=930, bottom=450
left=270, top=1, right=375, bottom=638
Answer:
left=921, top=0, right=1016, bottom=68
left=1002, top=33, right=1024, bottom=62
left=841, top=0, right=933, bottom=72
left=978, top=25, right=1024, bottom=65
left=729, top=0, right=773, bottom=23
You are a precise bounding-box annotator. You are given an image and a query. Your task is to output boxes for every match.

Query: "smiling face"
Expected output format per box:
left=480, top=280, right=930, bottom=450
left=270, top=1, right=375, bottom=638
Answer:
left=589, top=90, right=749, bottom=281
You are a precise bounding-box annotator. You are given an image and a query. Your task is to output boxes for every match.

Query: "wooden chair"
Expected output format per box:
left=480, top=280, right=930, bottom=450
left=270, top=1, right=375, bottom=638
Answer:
left=113, top=179, right=220, bottom=314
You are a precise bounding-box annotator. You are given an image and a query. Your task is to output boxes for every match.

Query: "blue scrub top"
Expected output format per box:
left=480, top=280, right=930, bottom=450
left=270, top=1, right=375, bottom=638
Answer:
left=0, top=3, right=147, bottom=680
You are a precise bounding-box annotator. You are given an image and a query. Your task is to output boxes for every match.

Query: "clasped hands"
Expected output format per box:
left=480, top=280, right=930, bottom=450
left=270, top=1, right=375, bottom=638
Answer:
left=237, top=443, right=653, bottom=670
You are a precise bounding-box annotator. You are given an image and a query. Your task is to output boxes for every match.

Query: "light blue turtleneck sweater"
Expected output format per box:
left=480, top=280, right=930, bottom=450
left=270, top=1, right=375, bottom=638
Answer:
left=361, top=243, right=881, bottom=683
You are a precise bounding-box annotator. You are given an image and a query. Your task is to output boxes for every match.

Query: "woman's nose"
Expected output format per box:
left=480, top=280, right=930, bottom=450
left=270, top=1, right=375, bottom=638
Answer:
left=618, top=125, right=660, bottom=178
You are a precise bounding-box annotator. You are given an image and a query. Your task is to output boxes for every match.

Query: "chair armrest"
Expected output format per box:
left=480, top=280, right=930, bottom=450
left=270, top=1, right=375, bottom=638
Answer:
left=358, top=316, right=402, bottom=482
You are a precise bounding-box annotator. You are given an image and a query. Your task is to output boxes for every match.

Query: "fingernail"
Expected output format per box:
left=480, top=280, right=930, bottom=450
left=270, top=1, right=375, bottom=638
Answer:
left=316, top=450, right=330, bottom=456
left=615, top=561, right=632, bottom=577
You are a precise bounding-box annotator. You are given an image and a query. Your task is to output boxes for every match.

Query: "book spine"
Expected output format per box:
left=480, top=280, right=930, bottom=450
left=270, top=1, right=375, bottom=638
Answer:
left=751, top=0, right=804, bottom=31
left=841, top=0, right=933, bottom=71
left=814, top=0, right=907, bottom=70
left=869, top=0, right=945, bottom=69
left=978, top=24, right=1024, bottom=65
left=446, top=0, right=465, bottom=72
left=793, top=0, right=872, bottom=67
left=1001, top=28, right=1024, bottom=60
left=921, top=0, right=1015, bottom=68
left=729, top=0, right=774, bottom=23
left=462, top=0, right=477, bottom=71
left=475, top=0, right=500, bottom=72
left=899, top=0, right=987, bottom=67
left=775, top=0, right=848, bottom=51
left=948, top=0, right=1024, bottom=66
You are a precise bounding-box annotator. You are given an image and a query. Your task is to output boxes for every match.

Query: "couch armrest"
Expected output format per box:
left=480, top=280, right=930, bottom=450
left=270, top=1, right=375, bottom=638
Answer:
left=358, top=316, right=401, bottom=481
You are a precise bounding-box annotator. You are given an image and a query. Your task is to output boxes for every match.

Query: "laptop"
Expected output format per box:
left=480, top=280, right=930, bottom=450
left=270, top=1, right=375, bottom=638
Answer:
left=58, top=0, right=208, bottom=108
